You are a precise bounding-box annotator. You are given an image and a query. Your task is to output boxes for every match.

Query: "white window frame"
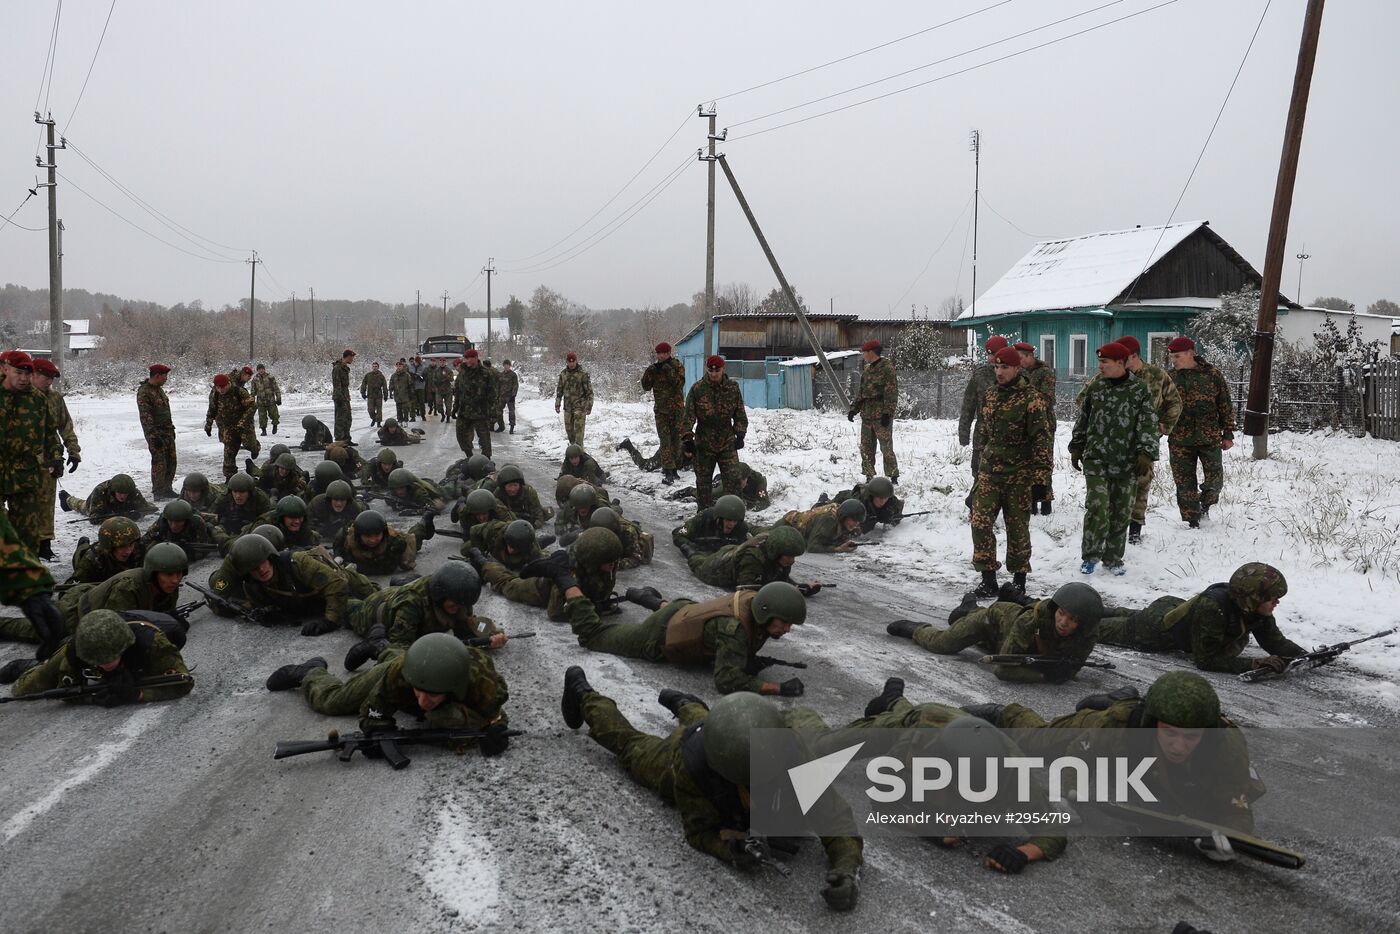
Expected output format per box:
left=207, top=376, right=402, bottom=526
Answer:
left=1146, top=331, right=1174, bottom=367
left=1039, top=335, right=1057, bottom=369
left=1070, top=334, right=1089, bottom=377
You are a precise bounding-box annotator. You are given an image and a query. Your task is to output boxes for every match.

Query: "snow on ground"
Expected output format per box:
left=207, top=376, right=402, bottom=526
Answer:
left=509, top=397, right=1400, bottom=695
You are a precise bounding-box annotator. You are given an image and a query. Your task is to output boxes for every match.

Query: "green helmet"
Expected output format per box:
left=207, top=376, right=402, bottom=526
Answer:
left=230, top=534, right=277, bottom=575
left=269, top=443, right=292, bottom=461
left=567, top=483, right=597, bottom=511
left=836, top=499, right=866, bottom=524
left=353, top=509, right=388, bottom=538
left=227, top=472, right=255, bottom=493
left=143, top=542, right=190, bottom=577
left=701, top=691, right=784, bottom=786
left=162, top=499, right=194, bottom=524
left=464, top=489, right=498, bottom=516
left=573, top=527, right=623, bottom=568
left=302, top=414, right=319, bottom=429
left=714, top=495, right=746, bottom=523
left=503, top=519, right=535, bottom=554
left=752, top=580, right=806, bottom=626
left=182, top=472, right=209, bottom=493
left=98, top=516, right=140, bottom=551
left=466, top=454, right=494, bottom=480
left=866, top=476, right=895, bottom=499
left=275, top=452, right=299, bottom=472
left=383, top=417, right=399, bottom=429
left=428, top=562, right=482, bottom=607
left=111, top=474, right=137, bottom=496
left=74, top=610, right=135, bottom=667
left=377, top=448, right=399, bottom=467
left=1228, top=563, right=1288, bottom=615
left=496, top=464, right=525, bottom=486
left=763, top=527, right=807, bottom=558
left=565, top=444, right=584, bottom=460
left=276, top=495, right=308, bottom=518
left=403, top=632, right=472, bottom=699
left=252, top=524, right=286, bottom=550
left=588, top=506, right=621, bottom=533
left=313, top=461, right=343, bottom=488
left=1142, top=671, right=1221, bottom=729
left=325, top=480, right=354, bottom=502
left=387, top=468, right=417, bottom=489
left=936, top=716, right=1020, bottom=767
left=1050, top=582, right=1104, bottom=634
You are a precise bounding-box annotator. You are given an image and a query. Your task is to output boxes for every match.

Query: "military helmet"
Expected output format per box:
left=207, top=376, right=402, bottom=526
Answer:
left=387, top=468, right=417, bottom=489
left=428, top=562, right=482, bottom=608
left=313, top=460, right=343, bottom=488
left=269, top=443, right=292, bottom=461
left=376, top=448, right=399, bottom=467
left=98, top=516, right=140, bottom=551
left=302, top=414, right=318, bottom=429
left=573, top=527, right=623, bottom=568
left=275, top=452, right=299, bottom=472
left=763, top=526, right=807, bottom=558
left=252, top=524, right=286, bottom=551
left=465, top=454, right=494, bottom=480
left=74, top=610, right=135, bottom=667
left=182, top=472, right=209, bottom=493
left=936, top=716, right=1019, bottom=769
left=325, top=479, right=354, bottom=502
left=565, top=444, right=584, bottom=460
left=588, top=506, right=621, bottom=533
left=714, top=495, right=746, bottom=523
left=230, top=534, right=277, bottom=575
left=836, top=499, right=866, bottom=524
left=162, top=499, right=194, bottom=524
left=227, top=472, right=255, bottom=493
left=323, top=443, right=350, bottom=466
left=701, top=691, right=784, bottom=786
left=1141, top=671, right=1221, bottom=729
left=866, top=476, right=895, bottom=499
left=464, top=489, right=497, bottom=516
left=353, top=509, right=388, bottom=538
left=751, top=581, right=806, bottom=626
left=1050, top=582, right=1104, bottom=634
left=567, top=482, right=597, bottom=511
left=111, top=474, right=137, bottom=496
left=403, top=632, right=472, bottom=699
left=503, top=519, right=535, bottom=554
left=1228, top=563, right=1288, bottom=615
left=383, top=417, right=399, bottom=429
left=143, top=542, right=190, bottom=577
left=496, top=464, right=525, bottom=486
left=276, top=495, right=308, bottom=519
left=554, top=474, right=583, bottom=503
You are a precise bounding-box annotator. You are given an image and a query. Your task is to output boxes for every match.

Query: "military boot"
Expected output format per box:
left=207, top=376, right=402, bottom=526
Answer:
left=973, top=570, right=999, bottom=599
left=260, top=427, right=267, bottom=436
left=948, top=591, right=980, bottom=625
left=998, top=581, right=1032, bottom=607
left=624, top=586, right=664, bottom=611
left=59, top=490, right=73, bottom=512
left=344, top=625, right=389, bottom=672
left=37, top=540, right=55, bottom=561
left=1040, top=500, right=1052, bottom=515
left=536, top=533, right=556, bottom=550
left=266, top=657, right=328, bottom=691
left=1128, top=521, right=1142, bottom=545
left=561, top=665, right=593, bottom=730
left=960, top=703, right=1005, bottom=725
left=658, top=687, right=707, bottom=719
left=0, top=657, right=39, bottom=685
left=662, top=469, right=676, bottom=486
left=1075, top=685, right=1140, bottom=712
left=420, top=510, right=436, bottom=541
left=465, top=547, right=489, bottom=573
left=1011, top=572, right=1027, bottom=594
left=676, top=541, right=696, bottom=559
left=885, top=619, right=927, bottom=639
left=864, top=677, right=905, bottom=717
left=246, top=457, right=258, bottom=475
left=615, top=438, right=633, bottom=453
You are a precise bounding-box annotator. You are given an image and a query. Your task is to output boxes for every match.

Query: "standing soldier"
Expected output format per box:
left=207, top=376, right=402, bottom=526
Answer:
left=968, top=346, right=1054, bottom=597
left=205, top=372, right=261, bottom=480
left=640, top=341, right=686, bottom=485
left=0, top=352, right=59, bottom=551
left=137, top=363, right=176, bottom=501
left=32, top=358, right=80, bottom=560
left=425, top=359, right=440, bottom=416
left=360, top=361, right=387, bottom=427
left=554, top=351, right=593, bottom=445
left=408, top=355, right=428, bottom=421
left=682, top=354, right=747, bottom=509
left=389, top=359, right=413, bottom=423
left=848, top=338, right=899, bottom=484
left=331, top=348, right=355, bottom=442
left=436, top=360, right=456, bottom=423
left=1015, top=341, right=1057, bottom=515
left=452, top=349, right=495, bottom=458
left=1117, top=337, right=1181, bottom=543
left=482, top=359, right=501, bottom=431
left=1166, top=336, right=1234, bottom=529
left=495, top=359, right=519, bottom=434
left=1068, top=342, right=1158, bottom=575
left=251, top=363, right=282, bottom=436
left=959, top=336, right=1007, bottom=508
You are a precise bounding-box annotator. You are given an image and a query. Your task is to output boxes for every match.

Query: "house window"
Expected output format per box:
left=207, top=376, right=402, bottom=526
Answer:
left=1039, top=335, right=1057, bottom=369
left=1070, top=335, right=1089, bottom=376
left=1147, top=332, right=1174, bottom=367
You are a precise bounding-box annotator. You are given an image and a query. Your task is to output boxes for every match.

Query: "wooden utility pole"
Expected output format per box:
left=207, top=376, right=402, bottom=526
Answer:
left=483, top=258, right=496, bottom=358
left=246, top=251, right=261, bottom=359
left=714, top=153, right=850, bottom=409
left=441, top=291, right=450, bottom=336
left=35, top=112, right=65, bottom=357
left=309, top=287, right=316, bottom=343
left=291, top=292, right=297, bottom=342
left=700, top=104, right=718, bottom=360
left=1243, top=0, right=1326, bottom=459
left=969, top=129, right=981, bottom=319
left=415, top=289, right=421, bottom=349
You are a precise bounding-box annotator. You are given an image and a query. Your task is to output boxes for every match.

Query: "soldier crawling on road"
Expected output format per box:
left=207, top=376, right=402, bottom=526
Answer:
left=60, top=473, right=157, bottom=524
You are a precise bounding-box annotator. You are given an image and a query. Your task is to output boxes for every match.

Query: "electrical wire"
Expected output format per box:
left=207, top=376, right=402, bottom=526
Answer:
left=888, top=192, right=975, bottom=311
left=258, top=257, right=291, bottom=298
left=35, top=0, right=63, bottom=113
left=447, top=270, right=483, bottom=304
left=57, top=170, right=245, bottom=264
left=62, top=0, right=118, bottom=135
left=977, top=193, right=1057, bottom=240
left=0, top=192, right=45, bottom=233
left=952, top=198, right=977, bottom=305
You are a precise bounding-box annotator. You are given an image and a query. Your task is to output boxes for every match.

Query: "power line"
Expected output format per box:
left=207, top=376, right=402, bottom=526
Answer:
left=62, top=0, right=118, bottom=136
left=0, top=192, right=45, bottom=233
left=977, top=193, right=1056, bottom=240
left=56, top=170, right=244, bottom=264
left=447, top=270, right=483, bottom=304
left=35, top=0, right=63, bottom=112
left=889, top=191, right=975, bottom=310
left=728, top=0, right=1181, bottom=142
left=258, top=257, right=291, bottom=298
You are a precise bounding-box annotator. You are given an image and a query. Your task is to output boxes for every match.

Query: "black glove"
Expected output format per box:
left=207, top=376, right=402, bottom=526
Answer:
left=558, top=530, right=581, bottom=548
left=95, top=668, right=141, bottom=707
left=66, top=454, right=80, bottom=473
left=986, top=843, right=1029, bottom=874
left=204, top=422, right=213, bottom=437
left=522, top=552, right=577, bottom=591
left=846, top=409, right=856, bottom=422
left=1251, top=655, right=1288, bottom=674
left=778, top=677, right=805, bottom=697
left=1070, top=452, right=1083, bottom=472
left=465, top=547, right=489, bottom=572
left=299, top=616, right=340, bottom=637
left=19, top=593, right=66, bottom=660
left=676, top=541, right=695, bottom=559
left=682, top=437, right=695, bottom=456
left=733, top=434, right=745, bottom=450
left=797, top=583, right=822, bottom=597
left=880, top=413, right=891, bottom=428
left=822, top=870, right=859, bottom=911
left=47, top=462, right=64, bottom=480
left=479, top=723, right=511, bottom=758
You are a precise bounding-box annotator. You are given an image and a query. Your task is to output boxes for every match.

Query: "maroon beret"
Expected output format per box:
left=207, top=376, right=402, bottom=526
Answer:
left=985, top=336, right=1009, bottom=353
left=655, top=342, right=672, bottom=354
left=7, top=351, right=34, bottom=370
left=1168, top=336, right=1195, bottom=353
left=33, top=358, right=61, bottom=377
left=994, top=347, right=1023, bottom=367
left=1097, top=342, right=1130, bottom=361
left=149, top=363, right=171, bottom=375
left=706, top=355, right=726, bottom=370
left=861, top=339, right=882, bottom=353
left=213, top=373, right=231, bottom=388
left=1116, top=336, right=1141, bottom=355
left=1013, top=341, right=1035, bottom=352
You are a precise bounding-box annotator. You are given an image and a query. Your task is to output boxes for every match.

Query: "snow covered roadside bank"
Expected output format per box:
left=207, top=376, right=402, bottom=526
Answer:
left=512, top=397, right=1400, bottom=694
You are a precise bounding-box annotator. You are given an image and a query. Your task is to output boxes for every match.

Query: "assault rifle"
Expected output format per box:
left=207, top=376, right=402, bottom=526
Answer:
left=467, top=631, right=535, bottom=647
left=741, top=837, right=792, bottom=877
left=273, top=725, right=524, bottom=770
left=751, top=655, right=806, bottom=670
left=360, top=489, right=423, bottom=513
left=182, top=580, right=283, bottom=626
left=0, top=673, right=194, bottom=705
left=1083, top=800, right=1305, bottom=869
left=980, top=654, right=1117, bottom=671
left=177, top=541, right=225, bottom=559
left=796, top=583, right=835, bottom=597
left=68, top=511, right=150, bottom=525
left=1237, top=626, right=1398, bottom=683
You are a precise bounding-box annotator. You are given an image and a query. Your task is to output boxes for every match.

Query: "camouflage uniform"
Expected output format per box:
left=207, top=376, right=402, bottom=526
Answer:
left=555, top=364, right=594, bottom=445
left=139, top=513, right=227, bottom=564
left=307, top=493, right=367, bottom=541
left=958, top=362, right=998, bottom=507
left=377, top=421, right=421, bottom=446
left=907, top=597, right=1098, bottom=683
left=683, top=374, right=747, bottom=509
left=1022, top=360, right=1057, bottom=505
left=559, top=452, right=608, bottom=489
left=299, top=418, right=334, bottom=452
left=211, top=486, right=273, bottom=537
left=854, top=354, right=899, bottom=480
left=0, top=509, right=56, bottom=607
left=333, top=523, right=426, bottom=575
left=244, top=511, right=322, bottom=548
left=206, top=382, right=260, bottom=479
left=38, top=384, right=81, bottom=541
left=1168, top=360, right=1234, bottom=522
left=496, top=483, right=552, bottom=528
left=668, top=462, right=769, bottom=511
left=607, top=514, right=654, bottom=571
left=389, top=366, right=414, bottom=422
left=67, top=480, right=157, bottom=522
left=425, top=363, right=441, bottom=416
left=1, top=381, right=59, bottom=548
left=672, top=507, right=750, bottom=553
left=360, top=368, right=387, bottom=425
left=770, top=504, right=854, bottom=554
left=386, top=478, right=449, bottom=513
left=830, top=484, right=903, bottom=533
left=1068, top=373, right=1158, bottom=566
left=618, top=437, right=695, bottom=474
left=481, top=556, right=614, bottom=622
left=688, top=533, right=795, bottom=590
left=346, top=575, right=496, bottom=644
left=137, top=377, right=177, bottom=497
left=67, top=536, right=145, bottom=585
left=256, top=466, right=309, bottom=503
left=331, top=359, right=353, bottom=441
left=13, top=621, right=192, bottom=704
left=467, top=520, right=541, bottom=569
left=971, top=372, right=1053, bottom=574
left=495, top=367, right=519, bottom=431
left=251, top=371, right=282, bottom=433
left=357, top=460, right=399, bottom=492
left=1077, top=363, right=1181, bottom=523
left=179, top=477, right=224, bottom=516
left=322, top=442, right=367, bottom=478
left=408, top=359, right=428, bottom=420
left=241, top=549, right=378, bottom=629
left=641, top=357, right=687, bottom=471
left=54, top=567, right=179, bottom=631
left=434, top=366, right=455, bottom=421
left=453, top=363, right=495, bottom=457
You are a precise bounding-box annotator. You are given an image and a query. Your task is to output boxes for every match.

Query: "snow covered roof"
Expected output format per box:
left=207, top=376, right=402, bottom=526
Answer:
left=69, top=335, right=103, bottom=350
left=778, top=349, right=861, bottom=368
left=462, top=317, right=510, bottom=341
left=65, top=318, right=90, bottom=334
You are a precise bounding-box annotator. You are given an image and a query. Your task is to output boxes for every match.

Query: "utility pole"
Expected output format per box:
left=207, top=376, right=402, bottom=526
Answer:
left=1243, top=0, right=1326, bottom=459
left=35, top=112, right=66, bottom=358
left=442, top=291, right=450, bottom=336
left=1295, top=245, right=1311, bottom=302
left=699, top=104, right=720, bottom=360
left=291, top=292, right=297, bottom=342
left=246, top=251, right=261, bottom=360
left=483, top=257, right=495, bottom=359
left=714, top=153, right=850, bottom=409
left=415, top=290, right=421, bottom=349
left=969, top=129, right=981, bottom=320
left=309, top=287, right=316, bottom=344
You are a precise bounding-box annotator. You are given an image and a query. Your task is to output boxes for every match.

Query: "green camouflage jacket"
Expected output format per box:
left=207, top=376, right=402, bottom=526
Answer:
left=497, top=368, right=520, bottom=402
left=1023, top=360, right=1057, bottom=416
left=974, top=373, right=1054, bottom=479
left=207, top=384, right=255, bottom=432
left=1077, top=363, right=1181, bottom=436
left=334, top=524, right=417, bottom=574
left=958, top=363, right=997, bottom=446
left=468, top=519, right=541, bottom=569
left=81, top=480, right=157, bottom=521
left=58, top=567, right=178, bottom=627
left=242, top=550, right=377, bottom=625
left=641, top=357, right=686, bottom=413
left=331, top=360, right=351, bottom=402
left=684, top=375, right=748, bottom=452
left=136, top=379, right=174, bottom=439
left=977, top=598, right=1098, bottom=683
left=672, top=507, right=751, bottom=551
left=559, top=454, right=607, bottom=487
left=307, top=493, right=366, bottom=540
left=496, top=483, right=551, bottom=527
left=555, top=366, right=594, bottom=409
left=1, top=385, right=60, bottom=493
left=353, top=575, right=494, bottom=647
left=356, top=645, right=507, bottom=734
left=454, top=365, right=496, bottom=420
left=67, top=541, right=145, bottom=585
left=854, top=355, right=898, bottom=419
left=389, top=368, right=413, bottom=400
left=244, top=512, right=322, bottom=548
left=13, top=624, right=191, bottom=704
left=773, top=503, right=851, bottom=554
left=42, top=387, right=81, bottom=458
left=1169, top=360, right=1235, bottom=446
left=1068, top=373, right=1159, bottom=478
left=360, top=369, right=387, bottom=400
left=212, top=487, right=274, bottom=536
left=139, top=514, right=227, bottom=561
left=251, top=372, right=281, bottom=404
left=1162, top=584, right=1304, bottom=674
left=701, top=534, right=794, bottom=589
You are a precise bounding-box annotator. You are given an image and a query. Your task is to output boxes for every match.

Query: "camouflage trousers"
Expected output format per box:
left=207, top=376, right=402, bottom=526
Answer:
left=965, top=441, right=982, bottom=508
left=257, top=402, right=280, bottom=432
left=147, top=430, right=178, bottom=497
left=220, top=423, right=261, bottom=479
left=911, top=609, right=998, bottom=656
left=366, top=393, right=383, bottom=424
left=654, top=407, right=685, bottom=471
left=37, top=470, right=58, bottom=541
left=860, top=417, right=898, bottom=480
left=562, top=406, right=587, bottom=445
left=569, top=602, right=674, bottom=660
left=393, top=395, right=411, bottom=422
left=686, top=551, right=736, bottom=589
left=693, top=446, right=743, bottom=509
left=582, top=691, right=702, bottom=803
left=299, top=653, right=399, bottom=715
left=413, top=389, right=426, bottom=419
left=0, top=507, right=55, bottom=607
left=970, top=473, right=1033, bottom=573
left=495, top=399, right=516, bottom=431
left=333, top=398, right=352, bottom=442
left=1169, top=443, right=1223, bottom=521
left=480, top=561, right=564, bottom=619
left=426, top=388, right=439, bottom=415
left=455, top=417, right=492, bottom=458
left=1081, top=473, right=1134, bottom=566
left=1096, top=595, right=1184, bottom=650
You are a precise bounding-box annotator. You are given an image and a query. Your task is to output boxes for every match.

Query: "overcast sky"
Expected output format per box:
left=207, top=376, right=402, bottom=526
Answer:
left=1, top=0, right=1395, bottom=318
